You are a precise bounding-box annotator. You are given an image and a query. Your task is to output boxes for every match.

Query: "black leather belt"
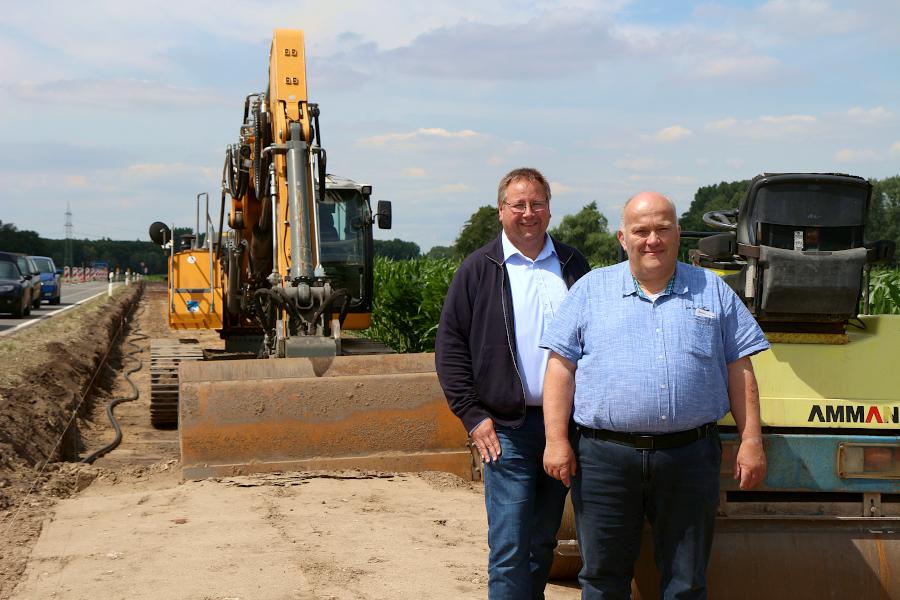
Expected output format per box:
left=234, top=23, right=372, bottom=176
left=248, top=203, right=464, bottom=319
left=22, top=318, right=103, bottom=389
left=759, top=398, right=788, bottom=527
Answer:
left=578, top=422, right=716, bottom=450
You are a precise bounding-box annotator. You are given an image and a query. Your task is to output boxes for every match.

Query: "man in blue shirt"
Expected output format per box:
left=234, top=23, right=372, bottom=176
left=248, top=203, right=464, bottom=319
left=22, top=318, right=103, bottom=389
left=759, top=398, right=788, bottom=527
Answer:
left=540, top=191, right=769, bottom=599
left=436, top=168, right=590, bottom=599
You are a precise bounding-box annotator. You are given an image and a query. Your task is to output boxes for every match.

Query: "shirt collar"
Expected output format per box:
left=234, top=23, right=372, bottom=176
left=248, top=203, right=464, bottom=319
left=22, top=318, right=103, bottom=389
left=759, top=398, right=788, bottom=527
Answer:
left=621, top=262, right=688, bottom=298
left=501, top=231, right=556, bottom=263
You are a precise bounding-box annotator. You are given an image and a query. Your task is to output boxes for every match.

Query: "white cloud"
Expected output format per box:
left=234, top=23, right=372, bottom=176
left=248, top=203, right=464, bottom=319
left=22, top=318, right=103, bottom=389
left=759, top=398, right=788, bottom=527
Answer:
left=357, top=128, right=481, bottom=147
left=403, top=167, right=427, bottom=178
left=65, top=175, right=90, bottom=187
left=383, top=11, right=622, bottom=80
left=626, top=174, right=696, bottom=186
left=7, top=78, right=221, bottom=108
left=550, top=181, right=577, bottom=195
left=756, top=0, right=867, bottom=36
left=688, top=55, right=781, bottom=82
left=834, top=148, right=878, bottom=163
left=846, top=106, right=894, bottom=123
left=125, top=162, right=216, bottom=181
left=436, top=183, right=472, bottom=194
left=705, top=114, right=818, bottom=138
left=614, top=157, right=665, bottom=172
left=706, top=118, right=739, bottom=131
left=654, top=125, right=692, bottom=143
left=891, top=142, right=900, bottom=155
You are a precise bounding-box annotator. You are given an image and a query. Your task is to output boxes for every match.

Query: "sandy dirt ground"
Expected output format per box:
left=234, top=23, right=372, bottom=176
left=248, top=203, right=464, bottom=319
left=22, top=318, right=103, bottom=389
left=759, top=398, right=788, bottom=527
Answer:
left=2, top=285, right=582, bottom=599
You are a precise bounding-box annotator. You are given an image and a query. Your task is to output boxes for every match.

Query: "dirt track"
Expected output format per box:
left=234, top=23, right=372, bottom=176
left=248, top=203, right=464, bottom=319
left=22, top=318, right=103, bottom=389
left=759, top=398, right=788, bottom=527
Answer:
left=1, top=286, right=581, bottom=599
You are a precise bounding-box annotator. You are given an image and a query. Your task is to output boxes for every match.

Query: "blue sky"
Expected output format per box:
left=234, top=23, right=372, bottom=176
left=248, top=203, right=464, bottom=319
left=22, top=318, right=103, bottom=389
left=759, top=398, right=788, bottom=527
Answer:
left=1, top=0, right=898, bottom=252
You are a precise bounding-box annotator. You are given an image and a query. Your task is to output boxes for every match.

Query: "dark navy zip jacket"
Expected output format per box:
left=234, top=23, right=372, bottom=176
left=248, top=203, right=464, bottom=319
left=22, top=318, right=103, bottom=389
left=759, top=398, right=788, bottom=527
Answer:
left=435, top=235, right=590, bottom=433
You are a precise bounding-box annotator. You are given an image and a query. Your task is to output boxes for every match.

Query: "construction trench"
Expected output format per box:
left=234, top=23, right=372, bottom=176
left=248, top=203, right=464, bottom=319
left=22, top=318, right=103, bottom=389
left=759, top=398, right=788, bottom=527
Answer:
left=0, top=285, right=583, bottom=599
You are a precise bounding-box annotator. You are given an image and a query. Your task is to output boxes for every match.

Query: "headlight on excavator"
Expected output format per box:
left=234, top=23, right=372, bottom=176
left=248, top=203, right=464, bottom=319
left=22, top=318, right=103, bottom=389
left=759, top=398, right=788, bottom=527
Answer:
left=839, top=443, right=900, bottom=479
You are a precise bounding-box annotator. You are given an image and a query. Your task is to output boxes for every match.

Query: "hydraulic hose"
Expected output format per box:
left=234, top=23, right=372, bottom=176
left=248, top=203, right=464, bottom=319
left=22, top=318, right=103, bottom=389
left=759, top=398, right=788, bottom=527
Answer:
left=311, top=288, right=349, bottom=336
left=81, top=308, right=147, bottom=465
left=217, top=188, right=226, bottom=261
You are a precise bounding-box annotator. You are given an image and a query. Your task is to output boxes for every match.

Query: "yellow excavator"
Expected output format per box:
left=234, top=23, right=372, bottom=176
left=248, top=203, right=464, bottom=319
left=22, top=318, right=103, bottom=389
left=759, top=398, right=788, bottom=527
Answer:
left=149, top=29, right=900, bottom=597
left=147, top=28, right=471, bottom=477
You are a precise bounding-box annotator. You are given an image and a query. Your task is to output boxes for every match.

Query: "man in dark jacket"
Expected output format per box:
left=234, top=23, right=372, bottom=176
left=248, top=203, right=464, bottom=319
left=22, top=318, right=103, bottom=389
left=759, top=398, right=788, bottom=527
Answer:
left=436, top=167, right=590, bottom=599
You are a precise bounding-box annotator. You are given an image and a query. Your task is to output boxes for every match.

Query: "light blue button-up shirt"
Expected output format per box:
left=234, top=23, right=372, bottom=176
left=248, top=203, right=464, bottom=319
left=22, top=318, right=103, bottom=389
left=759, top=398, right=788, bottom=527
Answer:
left=502, top=232, right=568, bottom=406
left=540, top=261, right=769, bottom=433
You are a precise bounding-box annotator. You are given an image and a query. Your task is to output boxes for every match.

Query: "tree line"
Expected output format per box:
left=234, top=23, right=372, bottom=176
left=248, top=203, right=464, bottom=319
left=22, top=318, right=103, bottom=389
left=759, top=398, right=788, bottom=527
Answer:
left=4, top=175, right=899, bottom=269
left=381, top=174, right=900, bottom=265
left=0, top=221, right=166, bottom=273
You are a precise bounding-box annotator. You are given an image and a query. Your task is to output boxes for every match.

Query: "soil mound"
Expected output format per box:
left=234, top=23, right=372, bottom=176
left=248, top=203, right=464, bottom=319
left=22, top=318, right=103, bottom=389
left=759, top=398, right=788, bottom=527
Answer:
left=0, top=285, right=142, bottom=509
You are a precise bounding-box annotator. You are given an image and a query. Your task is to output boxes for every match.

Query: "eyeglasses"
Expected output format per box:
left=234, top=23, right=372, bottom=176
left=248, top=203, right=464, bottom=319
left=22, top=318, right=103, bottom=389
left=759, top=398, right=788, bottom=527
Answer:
left=504, top=201, right=548, bottom=215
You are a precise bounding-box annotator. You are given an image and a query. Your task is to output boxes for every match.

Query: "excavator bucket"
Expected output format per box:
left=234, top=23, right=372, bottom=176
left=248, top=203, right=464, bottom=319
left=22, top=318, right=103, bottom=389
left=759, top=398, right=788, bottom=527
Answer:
left=178, top=353, right=472, bottom=479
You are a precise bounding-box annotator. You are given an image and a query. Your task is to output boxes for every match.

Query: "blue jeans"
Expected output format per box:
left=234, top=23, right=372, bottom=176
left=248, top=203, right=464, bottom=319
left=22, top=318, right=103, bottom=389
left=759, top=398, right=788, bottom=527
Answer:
left=483, top=408, right=569, bottom=600
left=572, top=430, right=721, bottom=600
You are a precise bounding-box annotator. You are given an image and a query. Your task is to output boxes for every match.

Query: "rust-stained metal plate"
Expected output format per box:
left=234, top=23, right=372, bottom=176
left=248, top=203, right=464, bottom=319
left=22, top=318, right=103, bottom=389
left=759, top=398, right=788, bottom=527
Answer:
left=629, top=516, right=900, bottom=598
left=179, top=353, right=470, bottom=479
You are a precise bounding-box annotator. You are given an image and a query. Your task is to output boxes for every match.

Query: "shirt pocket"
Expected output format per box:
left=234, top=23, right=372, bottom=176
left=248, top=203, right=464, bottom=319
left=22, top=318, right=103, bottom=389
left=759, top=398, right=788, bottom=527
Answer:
left=689, top=316, right=716, bottom=358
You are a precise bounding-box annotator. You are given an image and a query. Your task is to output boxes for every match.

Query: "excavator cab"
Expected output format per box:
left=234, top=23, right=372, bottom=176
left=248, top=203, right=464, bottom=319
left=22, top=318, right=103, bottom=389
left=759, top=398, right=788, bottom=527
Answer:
left=314, top=176, right=386, bottom=331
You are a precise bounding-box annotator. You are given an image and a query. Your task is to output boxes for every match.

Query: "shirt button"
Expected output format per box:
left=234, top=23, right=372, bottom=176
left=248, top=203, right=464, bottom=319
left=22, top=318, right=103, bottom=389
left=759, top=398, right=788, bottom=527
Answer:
left=655, top=328, right=661, bottom=333
left=660, top=384, right=667, bottom=389
left=661, top=415, right=668, bottom=420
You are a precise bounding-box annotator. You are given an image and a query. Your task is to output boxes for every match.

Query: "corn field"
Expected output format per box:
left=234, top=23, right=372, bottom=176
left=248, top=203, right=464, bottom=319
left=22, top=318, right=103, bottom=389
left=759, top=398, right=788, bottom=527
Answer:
left=867, top=268, right=900, bottom=315
left=364, top=256, right=458, bottom=353
left=366, top=260, right=900, bottom=354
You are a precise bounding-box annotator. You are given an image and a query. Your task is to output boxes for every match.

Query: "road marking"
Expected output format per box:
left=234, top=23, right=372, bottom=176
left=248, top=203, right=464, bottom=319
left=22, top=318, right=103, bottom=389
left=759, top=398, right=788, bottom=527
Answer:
left=0, top=289, right=115, bottom=337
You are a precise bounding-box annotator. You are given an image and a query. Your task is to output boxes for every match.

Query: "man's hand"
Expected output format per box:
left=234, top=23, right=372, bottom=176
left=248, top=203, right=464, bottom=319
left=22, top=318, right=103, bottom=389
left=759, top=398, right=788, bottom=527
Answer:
left=471, top=419, right=502, bottom=463
left=544, top=439, right=577, bottom=487
left=727, top=356, right=765, bottom=490
left=734, top=436, right=766, bottom=489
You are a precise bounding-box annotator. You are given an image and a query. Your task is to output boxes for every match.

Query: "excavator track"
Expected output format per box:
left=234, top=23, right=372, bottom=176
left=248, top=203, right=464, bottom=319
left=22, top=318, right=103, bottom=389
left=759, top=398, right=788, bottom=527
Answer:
left=149, top=339, right=204, bottom=428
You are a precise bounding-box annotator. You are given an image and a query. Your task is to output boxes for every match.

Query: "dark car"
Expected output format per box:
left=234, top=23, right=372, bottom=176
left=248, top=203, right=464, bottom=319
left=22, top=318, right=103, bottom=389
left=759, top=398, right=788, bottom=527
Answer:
left=0, top=251, right=30, bottom=317
left=29, top=255, right=62, bottom=305
left=15, top=255, right=42, bottom=310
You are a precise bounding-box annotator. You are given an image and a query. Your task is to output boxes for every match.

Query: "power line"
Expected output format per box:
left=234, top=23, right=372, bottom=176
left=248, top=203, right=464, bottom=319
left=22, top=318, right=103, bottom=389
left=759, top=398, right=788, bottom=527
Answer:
left=64, top=203, right=73, bottom=267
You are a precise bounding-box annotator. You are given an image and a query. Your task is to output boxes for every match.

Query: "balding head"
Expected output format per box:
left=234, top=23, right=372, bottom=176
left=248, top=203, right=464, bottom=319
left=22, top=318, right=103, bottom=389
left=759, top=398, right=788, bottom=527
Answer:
left=617, top=191, right=681, bottom=293
left=619, top=192, right=677, bottom=232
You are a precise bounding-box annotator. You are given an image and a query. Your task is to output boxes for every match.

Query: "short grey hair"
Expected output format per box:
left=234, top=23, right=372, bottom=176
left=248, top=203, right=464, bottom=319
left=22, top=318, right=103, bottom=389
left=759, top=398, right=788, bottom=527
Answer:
left=497, top=167, right=551, bottom=209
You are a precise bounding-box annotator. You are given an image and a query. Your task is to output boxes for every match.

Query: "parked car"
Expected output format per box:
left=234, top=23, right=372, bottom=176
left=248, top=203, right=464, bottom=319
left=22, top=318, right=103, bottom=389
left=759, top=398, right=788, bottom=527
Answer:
left=29, top=255, right=62, bottom=305
left=15, top=254, right=42, bottom=310
left=0, top=251, right=30, bottom=317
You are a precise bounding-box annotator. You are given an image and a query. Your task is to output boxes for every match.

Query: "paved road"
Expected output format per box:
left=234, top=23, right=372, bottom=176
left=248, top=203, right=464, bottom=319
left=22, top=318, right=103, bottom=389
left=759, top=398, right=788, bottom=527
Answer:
left=0, top=280, right=126, bottom=336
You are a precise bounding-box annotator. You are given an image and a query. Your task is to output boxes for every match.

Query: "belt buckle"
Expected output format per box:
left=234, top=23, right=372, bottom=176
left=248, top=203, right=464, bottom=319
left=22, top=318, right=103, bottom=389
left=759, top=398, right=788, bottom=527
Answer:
left=633, top=435, right=655, bottom=450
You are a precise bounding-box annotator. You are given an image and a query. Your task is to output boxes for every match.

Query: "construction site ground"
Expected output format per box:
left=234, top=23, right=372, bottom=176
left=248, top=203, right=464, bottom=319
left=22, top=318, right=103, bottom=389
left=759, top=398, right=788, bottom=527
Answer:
left=0, top=285, right=581, bottom=599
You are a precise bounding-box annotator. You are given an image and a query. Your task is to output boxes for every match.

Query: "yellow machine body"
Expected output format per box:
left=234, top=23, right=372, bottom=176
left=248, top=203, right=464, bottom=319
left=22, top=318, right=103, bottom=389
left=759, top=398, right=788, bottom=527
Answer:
left=723, top=314, right=900, bottom=430
left=167, top=248, right=223, bottom=330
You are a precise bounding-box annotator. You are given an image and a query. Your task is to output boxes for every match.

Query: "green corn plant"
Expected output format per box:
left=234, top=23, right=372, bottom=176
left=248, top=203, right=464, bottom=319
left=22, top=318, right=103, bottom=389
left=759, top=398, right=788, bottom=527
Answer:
left=867, top=268, right=900, bottom=315
left=365, top=256, right=459, bottom=353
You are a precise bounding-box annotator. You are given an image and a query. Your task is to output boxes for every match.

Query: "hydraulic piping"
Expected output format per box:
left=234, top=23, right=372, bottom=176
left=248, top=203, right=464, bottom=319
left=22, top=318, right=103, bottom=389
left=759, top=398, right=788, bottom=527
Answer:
left=81, top=305, right=147, bottom=465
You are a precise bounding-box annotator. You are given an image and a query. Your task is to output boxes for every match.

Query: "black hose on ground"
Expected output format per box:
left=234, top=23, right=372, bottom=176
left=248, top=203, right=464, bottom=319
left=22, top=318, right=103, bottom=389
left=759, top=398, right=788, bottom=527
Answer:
left=81, top=310, right=148, bottom=465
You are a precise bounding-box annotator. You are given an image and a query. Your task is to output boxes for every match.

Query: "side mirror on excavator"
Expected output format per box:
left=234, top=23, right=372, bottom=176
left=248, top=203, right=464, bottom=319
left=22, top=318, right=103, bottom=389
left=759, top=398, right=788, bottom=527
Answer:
left=375, top=200, right=392, bottom=229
